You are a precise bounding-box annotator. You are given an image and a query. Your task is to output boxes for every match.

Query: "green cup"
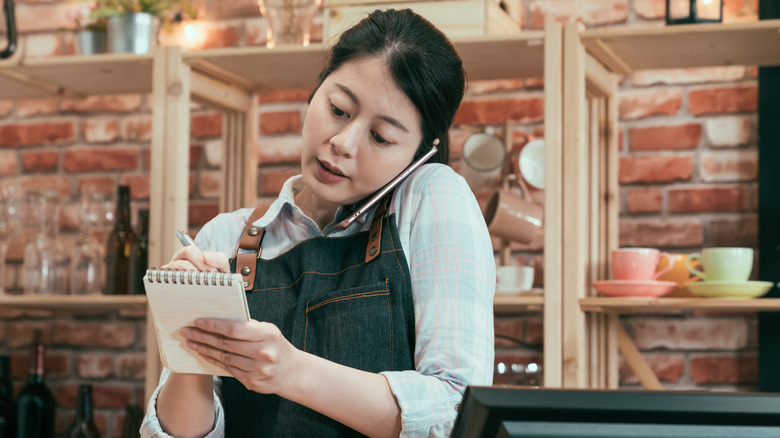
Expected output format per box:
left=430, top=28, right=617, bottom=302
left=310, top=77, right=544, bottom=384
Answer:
left=685, top=247, right=753, bottom=283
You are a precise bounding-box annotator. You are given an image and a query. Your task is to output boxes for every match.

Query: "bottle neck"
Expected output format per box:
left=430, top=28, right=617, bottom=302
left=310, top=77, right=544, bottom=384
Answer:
left=27, top=344, right=45, bottom=383
left=114, top=187, right=131, bottom=228
left=75, top=387, right=94, bottom=422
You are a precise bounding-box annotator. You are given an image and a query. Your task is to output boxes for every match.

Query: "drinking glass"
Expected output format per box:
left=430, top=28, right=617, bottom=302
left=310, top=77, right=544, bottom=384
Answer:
left=0, top=180, right=24, bottom=294
left=258, top=0, right=322, bottom=48
left=69, top=193, right=107, bottom=295
left=23, top=190, right=68, bottom=295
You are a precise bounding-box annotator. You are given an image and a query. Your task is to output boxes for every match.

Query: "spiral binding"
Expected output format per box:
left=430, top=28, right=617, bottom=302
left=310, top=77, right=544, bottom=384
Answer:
left=144, top=268, right=235, bottom=287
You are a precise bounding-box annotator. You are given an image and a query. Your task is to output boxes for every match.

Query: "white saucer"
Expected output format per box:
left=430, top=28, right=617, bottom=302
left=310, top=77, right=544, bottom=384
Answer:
left=591, top=280, right=677, bottom=298
left=684, top=281, right=774, bottom=299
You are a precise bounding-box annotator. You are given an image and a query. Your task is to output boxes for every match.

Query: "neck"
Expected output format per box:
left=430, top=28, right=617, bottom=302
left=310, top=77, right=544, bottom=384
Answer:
left=295, top=188, right=339, bottom=230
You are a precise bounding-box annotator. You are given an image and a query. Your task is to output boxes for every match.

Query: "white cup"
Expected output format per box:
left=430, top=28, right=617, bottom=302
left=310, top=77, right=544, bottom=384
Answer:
left=460, top=133, right=506, bottom=192
left=496, top=266, right=534, bottom=294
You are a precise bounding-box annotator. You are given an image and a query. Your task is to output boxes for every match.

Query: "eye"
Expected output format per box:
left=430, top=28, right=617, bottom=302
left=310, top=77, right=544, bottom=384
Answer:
left=330, top=103, right=348, bottom=118
left=371, top=131, right=391, bottom=146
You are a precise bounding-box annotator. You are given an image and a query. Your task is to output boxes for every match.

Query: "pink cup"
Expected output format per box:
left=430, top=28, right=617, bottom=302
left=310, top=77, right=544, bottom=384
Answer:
left=611, top=248, right=674, bottom=281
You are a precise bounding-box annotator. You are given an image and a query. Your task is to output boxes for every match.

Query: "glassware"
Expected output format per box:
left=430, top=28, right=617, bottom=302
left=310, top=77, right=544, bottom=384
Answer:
left=258, top=0, right=322, bottom=48
left=69, top=193, right=107, bottom=295
left=104, top=185, right=135, bottom=295
left=23, top=190, right=68, bottom=295
left=0, top=179, right=25, bottom=295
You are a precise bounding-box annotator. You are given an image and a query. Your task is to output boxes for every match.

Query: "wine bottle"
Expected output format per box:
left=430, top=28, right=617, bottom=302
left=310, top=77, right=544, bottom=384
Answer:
left=0, top=354, right=15, bottom=438
left=127, top=209, right=149, bottom=295
left=66, top=384, right=99, bottom=438
left=105, top=185, right=136, bottom=295
left=120, top=404, right=142, bottom=438
left=16, top=330, right=55, bottom=438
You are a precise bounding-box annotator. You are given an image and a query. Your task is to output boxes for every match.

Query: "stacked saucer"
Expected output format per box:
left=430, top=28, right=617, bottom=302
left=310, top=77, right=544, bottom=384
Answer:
left=685, top=281, right=773, bottom=299
left=592, top=280, right=676, bottom=298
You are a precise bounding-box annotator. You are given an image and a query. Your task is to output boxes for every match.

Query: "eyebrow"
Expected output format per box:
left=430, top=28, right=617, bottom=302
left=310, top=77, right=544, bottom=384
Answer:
left=335, top=83, right=409, bottom=133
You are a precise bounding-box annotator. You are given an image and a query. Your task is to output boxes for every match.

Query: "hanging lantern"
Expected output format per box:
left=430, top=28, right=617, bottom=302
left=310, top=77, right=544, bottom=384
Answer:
left=666, top=0, right=723, bottom=25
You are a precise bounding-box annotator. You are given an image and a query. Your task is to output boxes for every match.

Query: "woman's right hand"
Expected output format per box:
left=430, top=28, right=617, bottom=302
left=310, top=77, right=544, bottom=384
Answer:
left=162, top=246, right=230, bottom=273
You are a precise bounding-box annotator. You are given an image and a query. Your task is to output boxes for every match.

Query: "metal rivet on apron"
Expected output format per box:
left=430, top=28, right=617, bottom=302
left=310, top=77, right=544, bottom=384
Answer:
left=371, top=231, right=378, bottom=241
left=248, top=227, right=260, bottom=236
left=242, top=281, right=249, bottom=288
left=369, top=246, right=378, bottom=256
left=240, top=266, right=251, bottom=276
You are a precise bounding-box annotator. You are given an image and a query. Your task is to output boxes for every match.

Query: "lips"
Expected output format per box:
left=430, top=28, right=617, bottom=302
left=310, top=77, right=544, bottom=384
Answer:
left=316, top=158, right=349, bottom=183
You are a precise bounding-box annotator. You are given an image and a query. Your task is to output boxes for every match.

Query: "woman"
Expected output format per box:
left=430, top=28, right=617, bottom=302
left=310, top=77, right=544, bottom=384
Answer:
left=141, top=9, right=494, bottom=437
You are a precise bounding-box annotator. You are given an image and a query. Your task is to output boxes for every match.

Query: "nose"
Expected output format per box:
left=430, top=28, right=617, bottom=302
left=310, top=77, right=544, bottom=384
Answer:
left=330, top=122, right=361, bottom=158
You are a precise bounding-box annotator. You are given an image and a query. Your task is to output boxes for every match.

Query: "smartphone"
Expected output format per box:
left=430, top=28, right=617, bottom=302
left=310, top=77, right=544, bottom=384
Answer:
left=333, top=143, right=438, bottom=231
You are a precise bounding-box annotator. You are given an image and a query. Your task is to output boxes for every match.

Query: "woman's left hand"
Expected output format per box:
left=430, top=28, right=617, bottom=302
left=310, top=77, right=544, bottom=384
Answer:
left=180, top=318, right=300, bottom=395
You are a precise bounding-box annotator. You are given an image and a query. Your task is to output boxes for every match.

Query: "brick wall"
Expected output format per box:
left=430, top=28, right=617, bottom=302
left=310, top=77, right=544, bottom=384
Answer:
left=0, top=0, right=764, bottom=435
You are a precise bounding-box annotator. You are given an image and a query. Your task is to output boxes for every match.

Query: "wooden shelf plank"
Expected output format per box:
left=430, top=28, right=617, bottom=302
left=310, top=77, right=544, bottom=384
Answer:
left=0, top=295, right=148, bottom=312
left=581, top=297, right=780, bottom=313
left=581, top=19, right=780, bottom=74
left=494, top=294, right=544, bottom=313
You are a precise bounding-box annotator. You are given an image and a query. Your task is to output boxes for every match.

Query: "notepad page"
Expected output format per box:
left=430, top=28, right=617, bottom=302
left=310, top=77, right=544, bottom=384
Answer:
left=143, top=272, right=250, bottom=376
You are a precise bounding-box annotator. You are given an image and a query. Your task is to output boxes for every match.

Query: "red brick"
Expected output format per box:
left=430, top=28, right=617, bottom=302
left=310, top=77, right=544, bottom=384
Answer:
left=121, top=116, right=153, bottom=142
left=189, top=201, right=220, bottom=227
left=60, top=95, right=142, bottom=113
left=688, top=86, right=757, bottom=115
left=710, top=217, right=758, bottom=248
left=190, top=144, right=204, bottom=168
left=23, top=33, right=66, bottom=58
left=18, top=175, right=71, bottom=197
left=699, top=150, right=757, bottom=182
left=619, top=155, right=693, bottom=183
left=0, top=121, right=76, bottom=146
left=21, top=150, right=58, bottom=172
left=208, top=0, right=264, bottom=20
left=16, top=98, right=59, bottom=117
left=0, top=150, right=17, bottom=174
left=119, top=174, right=150, bottom=200
left=56, top=383, right=133, bottom=409
left=260, top=110, right=302, bottom=135
left=16, top=2, right=74, bottom=32
left=629, top=318, right=749, bottom=350
left=705, top=116, right=752, bottom=147
left=494, top=317, right=525, bottom=348
left=0, top=100, right=12, bottom=118
left=619, top=219, right=704, bottom=247
left=76, top=354, right=114, bottom=378
left=633, top=0, right=665, bottom=19
left=628, top=124, right=701, bottom=151
left=468, top=79, right=525, bottom=95
left=260, top=168, right=299, bottom=195
left=52, top=322, right=136, bottom=348
left=192, top=113, right=222, bottom=138
left=198, top=170, right=222, bottom=198
left=259, top=89, right=311, bottom=103
left=624, top=187, right=663, bottom=214
left=524, top=77, right=544, bottom=89
left=619, top=354, right=684, bottom=384
left=619, top=89, right=682, bottom=120
left=11, top=352, right=69, bottom=379
left=690, top=355, right=758, bottom=384
left=9, top=323, right=54, bottom=348
left=724, top=0, right=758, bottom=18
left=82, top=118, right=120, bottom=143
left=200, top=23, right=241, bottom=49
left=453, top=97, right=544, bottom=125
left=668, top=186, right=748, bottom=213
left=116, top=354, right=146, bottom=379
left=77, top=176, right=117, bottom=197
left=528, top=0, right=628, bottom=29
left=63, top=147, right=139, bottom=172
left=631, top=66, right=746, bottom=86
left=524, top=318, right=544, bottom=345
left=245, top=17, right=270, bottom=47
left=258, top=136, right=301, bottom=164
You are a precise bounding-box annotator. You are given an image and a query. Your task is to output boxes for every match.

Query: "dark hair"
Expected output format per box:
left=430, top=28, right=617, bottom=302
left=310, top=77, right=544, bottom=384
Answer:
left=309, top=9, right=466, bottom=165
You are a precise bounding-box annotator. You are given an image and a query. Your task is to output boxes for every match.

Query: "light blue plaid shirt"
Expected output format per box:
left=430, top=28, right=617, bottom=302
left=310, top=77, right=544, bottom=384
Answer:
left=141, top=163, right=495, bottom=437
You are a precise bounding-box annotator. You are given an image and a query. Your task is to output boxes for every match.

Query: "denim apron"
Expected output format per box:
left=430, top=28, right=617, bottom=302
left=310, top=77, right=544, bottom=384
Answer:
left=222, top=195, right=415, bottom=437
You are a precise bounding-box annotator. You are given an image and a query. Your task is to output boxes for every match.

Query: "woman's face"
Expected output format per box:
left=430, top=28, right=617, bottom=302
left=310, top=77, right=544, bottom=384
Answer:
left=300, top=56, right=423, bottom=206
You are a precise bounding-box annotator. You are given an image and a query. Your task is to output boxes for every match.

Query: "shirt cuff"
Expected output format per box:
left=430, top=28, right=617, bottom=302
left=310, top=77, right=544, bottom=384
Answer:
left=381, top=370, right=463, bottom=437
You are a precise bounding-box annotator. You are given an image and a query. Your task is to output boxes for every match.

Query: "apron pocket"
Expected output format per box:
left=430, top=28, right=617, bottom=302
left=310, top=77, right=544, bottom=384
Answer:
left=304, top=280, right=393, bottom=373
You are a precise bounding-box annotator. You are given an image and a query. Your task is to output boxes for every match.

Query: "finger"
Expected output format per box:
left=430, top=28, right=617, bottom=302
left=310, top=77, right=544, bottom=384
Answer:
left=160, top=259, right=199, bottom=271
left=181, top=327, right=246, bottom=356
left=193, top=318, right=269, bottom=341
left=170, top=247, right=215, bottom=272
left=186, top=340, right=253, bottom=373
left=202, top=251, right=230, bottom=273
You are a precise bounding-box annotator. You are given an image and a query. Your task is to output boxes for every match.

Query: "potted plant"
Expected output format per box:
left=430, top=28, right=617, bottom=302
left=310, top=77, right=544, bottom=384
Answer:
left=71, top=4, right=108, bottom=55
left=82, top=0, right=198, bottom=54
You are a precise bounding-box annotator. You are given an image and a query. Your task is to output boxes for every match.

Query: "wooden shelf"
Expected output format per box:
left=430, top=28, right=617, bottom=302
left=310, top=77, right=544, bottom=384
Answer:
left=0, top=294, right=148, bottom=313
left=0, top=31, right=546, bottom=101
left=581, top=297, right=780, bottom=313
left=494, top=294, right=543, bottom=313
left=581, top=19, right=780, bottom=75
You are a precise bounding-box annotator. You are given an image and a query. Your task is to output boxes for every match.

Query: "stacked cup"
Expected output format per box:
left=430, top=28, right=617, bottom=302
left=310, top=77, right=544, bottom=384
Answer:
left=591, top=248, right=677, bottom=298
left=682, top=247, right=773, bottom=299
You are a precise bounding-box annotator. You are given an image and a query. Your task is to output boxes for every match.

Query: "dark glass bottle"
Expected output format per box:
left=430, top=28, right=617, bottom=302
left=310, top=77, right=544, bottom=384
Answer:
left=66, top=385, right=99, bottom=438
left=0, top=355, right=15, bottom=438
left=120, top=404, right=142, bottom=438
left=16, top=330, right=55, bottom=438
left=105, top=185, right=136, bottom=294
left=127, top=209, right=149, bottom=295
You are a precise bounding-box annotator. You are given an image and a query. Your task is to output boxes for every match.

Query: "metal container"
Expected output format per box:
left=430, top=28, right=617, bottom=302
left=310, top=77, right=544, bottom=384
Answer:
left=107, top=12, right=157, bottom=55
left=76, top=30, right=107, bottom=55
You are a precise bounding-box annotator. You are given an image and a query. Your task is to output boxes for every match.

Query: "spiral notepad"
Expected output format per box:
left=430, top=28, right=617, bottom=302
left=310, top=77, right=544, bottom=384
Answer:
left=143, top=268, right=250, bottom=376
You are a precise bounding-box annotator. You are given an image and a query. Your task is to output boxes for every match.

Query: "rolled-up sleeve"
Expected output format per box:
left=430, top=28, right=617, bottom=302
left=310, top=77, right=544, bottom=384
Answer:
left=382, top=164, right=496, bottom=436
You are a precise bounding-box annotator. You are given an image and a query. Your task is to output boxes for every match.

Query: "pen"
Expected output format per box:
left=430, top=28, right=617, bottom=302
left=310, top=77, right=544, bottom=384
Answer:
left=176, top=229, right=206, bottom=261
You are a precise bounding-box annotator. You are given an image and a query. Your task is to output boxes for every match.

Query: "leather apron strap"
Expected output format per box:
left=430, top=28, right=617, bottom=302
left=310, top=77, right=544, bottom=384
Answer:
left=235, top=203, right=271, bottom=290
